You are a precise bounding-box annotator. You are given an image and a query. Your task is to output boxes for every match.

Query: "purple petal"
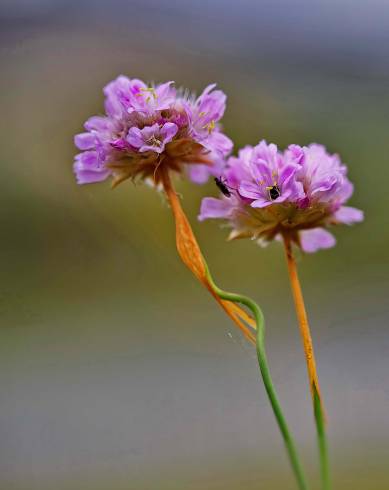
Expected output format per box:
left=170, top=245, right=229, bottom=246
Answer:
left=286, top=144, right=305, bottom=165
left=199, top=83, right=217, bottom=98
left=239, top=181, right=263, bottom=200
left=188, top=165, right=213, bottom=184
left=79, top=151, right=99, bottom=166
left=333, top=206, right=364, bottom=224
left=338, top=180, right=354, bottom=202
left=139, top=144, right=163, bottom=153
left=127, top=127, right=144, bottom=148
left=155, top=81, right=175, bottom=99
left=84, top=116, right=111, bottom=132
left=110, top=138, right=129, bottom=151
left=73, top=153, right=110, bottom=185
left=204, top=131, right=233, bottom=156
left=311, top=176, right=338, bottom=195
left=251, top=197, right=271, bottom=208
left=74, top=133, right=95, bottom=150
left=160, top=122, right=178, bottom=142
left=300, top=228, right=336, bottom=253
left=252, top=161, right=273, bottom=185
left=74, top=168, right=111, bottom=185
left=140, top=124, right=160, bottom=140
left=196, top=85, right=227, bottom=123
left=278, top=164, right=297, bottom=187
left=198, top=197, right=234, bottom=221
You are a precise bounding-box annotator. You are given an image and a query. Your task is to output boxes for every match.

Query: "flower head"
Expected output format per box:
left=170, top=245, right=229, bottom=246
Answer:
left=74, top=76, right=232, bottom=187
left=199, top=140, right=363, bottom=253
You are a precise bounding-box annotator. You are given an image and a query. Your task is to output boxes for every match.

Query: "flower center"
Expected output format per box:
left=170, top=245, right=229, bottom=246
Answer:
left=147, top=136, right=162, bottom=147
left=203, top=120, right=215, bottom=134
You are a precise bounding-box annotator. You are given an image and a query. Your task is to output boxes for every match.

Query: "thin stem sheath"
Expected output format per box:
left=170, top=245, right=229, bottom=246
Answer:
left=314, top=386, right=330, bottom=490
left=282, top=235, right=330, bottom=490
left=161, top=168, right=256, bottom=342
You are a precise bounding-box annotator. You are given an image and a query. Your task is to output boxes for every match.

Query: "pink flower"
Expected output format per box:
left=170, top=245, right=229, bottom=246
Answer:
left=73, top=76, right=232, bottom=187
left=127, top=123, right=178, bottom=153
left=199, top=140, right=363, bottom=253
left=186, top=84, right=233, bottom=169
left=238, top=141, right=305, bottom=208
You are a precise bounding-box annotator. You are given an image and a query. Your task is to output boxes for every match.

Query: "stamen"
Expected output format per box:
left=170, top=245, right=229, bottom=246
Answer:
left=137, top=87, right=158, bottom=101
left=147, top=136, right=162, bottom=147
left=202, top=120, right=215, bottom=134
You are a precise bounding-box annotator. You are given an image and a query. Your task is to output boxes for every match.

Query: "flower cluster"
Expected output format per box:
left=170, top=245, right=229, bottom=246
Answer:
left=199, top=141, right=363, bottom=252
left=74, top=76, right=232, bottom=187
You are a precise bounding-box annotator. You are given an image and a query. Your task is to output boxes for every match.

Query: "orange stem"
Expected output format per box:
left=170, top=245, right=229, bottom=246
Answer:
left=282, top=235, right=325, bottom=415
left=160, top=168, right=256, bottom=344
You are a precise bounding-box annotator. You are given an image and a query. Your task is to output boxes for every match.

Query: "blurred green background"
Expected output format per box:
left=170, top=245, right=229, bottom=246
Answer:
left=0, top=1, right=388, bottom=489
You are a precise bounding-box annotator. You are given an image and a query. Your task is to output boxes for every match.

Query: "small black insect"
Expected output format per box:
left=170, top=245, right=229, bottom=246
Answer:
left=214, top=177, right=231, bottom=197
left=268, top=184, right=281, bottom=200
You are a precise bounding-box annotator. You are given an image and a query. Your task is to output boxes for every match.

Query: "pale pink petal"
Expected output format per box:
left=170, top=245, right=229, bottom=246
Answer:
left=300, top=228, right=336, bottom=253
left=333, top=206, right=364, bottom=224
left=198, top=197, right=234, bottom=221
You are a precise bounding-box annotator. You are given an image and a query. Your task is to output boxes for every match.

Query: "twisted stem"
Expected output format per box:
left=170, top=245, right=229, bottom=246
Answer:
left=205, top=269, right=309, bottom=490
left=282, top=235, right=330, bottom=490
left=161, top=168, right=257, bottom=342
left=161, top=169, right=309, bottom=489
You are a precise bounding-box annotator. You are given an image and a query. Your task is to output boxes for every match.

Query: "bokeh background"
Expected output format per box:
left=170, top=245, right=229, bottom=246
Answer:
left=1, top=1, right=388, bottom=489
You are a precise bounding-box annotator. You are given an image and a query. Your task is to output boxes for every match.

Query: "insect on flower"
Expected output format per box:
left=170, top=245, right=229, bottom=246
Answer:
left=214, top=176, right=232, bottom=197
left=267, top=183, right=281, bottom=200
left=199, top=140, right=363, bottom=252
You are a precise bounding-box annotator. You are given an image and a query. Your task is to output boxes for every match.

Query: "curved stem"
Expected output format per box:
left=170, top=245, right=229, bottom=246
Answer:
left=161, top=168, right=257, bottom=343
left=282, top=235, right=330, bottom=490
left=160, top=169, right=308, bottom=488
left=205, top=268, right=309, bottom=490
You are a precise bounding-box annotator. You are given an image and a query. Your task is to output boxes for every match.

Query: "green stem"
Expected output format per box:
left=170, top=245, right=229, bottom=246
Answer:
left=205, top=267, right=309, bottom=490
left=313, top=386, right=330, bottom=490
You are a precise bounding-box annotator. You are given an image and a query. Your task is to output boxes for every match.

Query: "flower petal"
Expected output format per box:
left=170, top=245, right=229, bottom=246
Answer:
left=252, top=161, right=273, bottom=185
left=198, top=197, right=234, bottom=221
left=333, top=206, right=364, bottom=224
left=299, top=228, right=336, bottom=253
left=160, top=122, right=178, bottom=142
left=251, top=197, right=271, bottom=208
left=239, top=180, right=263, bottom=200
left=278, top=164, right=297, bottom=187
left=126, top=127, right=144, bottom=148
left=204, top=131, right=233, bottom=156
left=188, top=165, right=213, bottom=184
left=74, top=133, right=95, bottom=150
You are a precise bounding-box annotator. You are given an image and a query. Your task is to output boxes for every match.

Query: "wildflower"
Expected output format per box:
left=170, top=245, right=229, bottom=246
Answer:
left=127, top=122, right=178, bottom=153
left=75, top=106, right=309, bottom=488
left=200, top=139, right=363, bottom=465
left=74, top=76, right=232, bottom=187
left=199, top=140, right=363, bottom=252
left=73, top=75, right=255, bottom=341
